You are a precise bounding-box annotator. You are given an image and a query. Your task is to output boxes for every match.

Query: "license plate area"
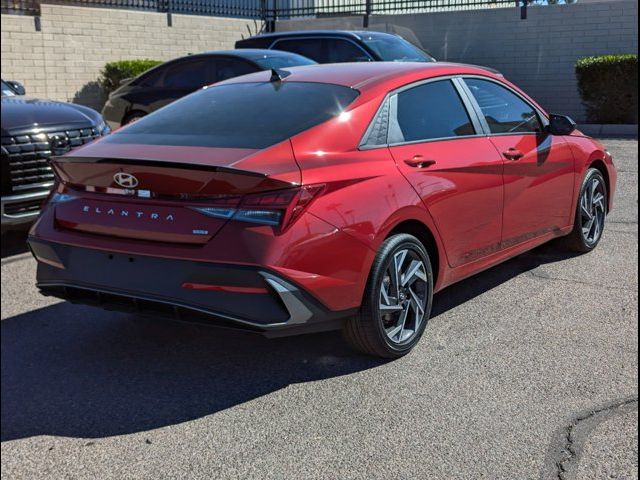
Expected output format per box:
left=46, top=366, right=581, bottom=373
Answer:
left=54, top=198, right=224, bottom=244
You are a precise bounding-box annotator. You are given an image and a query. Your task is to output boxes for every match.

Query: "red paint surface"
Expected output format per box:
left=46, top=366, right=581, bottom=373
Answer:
left=31, top=63, right=617, bottom=312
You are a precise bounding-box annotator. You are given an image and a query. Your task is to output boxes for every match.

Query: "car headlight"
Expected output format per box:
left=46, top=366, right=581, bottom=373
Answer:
left=96, top=120, right=111, bottom=136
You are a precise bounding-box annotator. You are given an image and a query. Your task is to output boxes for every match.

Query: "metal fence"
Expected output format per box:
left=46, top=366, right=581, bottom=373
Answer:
left=1, top=0, right=518, bottom=19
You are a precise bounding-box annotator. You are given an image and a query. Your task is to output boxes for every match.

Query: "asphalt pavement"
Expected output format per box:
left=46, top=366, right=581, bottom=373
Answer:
left=1, top=138, right=637, bottom=480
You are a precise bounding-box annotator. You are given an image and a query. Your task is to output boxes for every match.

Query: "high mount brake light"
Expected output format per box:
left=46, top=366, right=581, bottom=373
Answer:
left=192, top=185, right=325, bottom=232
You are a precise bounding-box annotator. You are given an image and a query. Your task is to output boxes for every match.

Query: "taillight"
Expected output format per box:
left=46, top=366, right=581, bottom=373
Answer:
left=192, top=185, right=325, bottom=232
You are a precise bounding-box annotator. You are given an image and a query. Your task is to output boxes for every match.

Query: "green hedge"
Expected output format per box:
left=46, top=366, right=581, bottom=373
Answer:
left=99, top=59, right=163, bottom=95
left=576, top=54, right=638, bottom=124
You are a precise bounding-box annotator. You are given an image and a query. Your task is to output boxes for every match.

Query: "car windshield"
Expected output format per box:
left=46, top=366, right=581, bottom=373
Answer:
left=107, top=81, right=359, bottom=149
left=252, top=53, right=316, bottom=70
left=1, top=81, right=16, bottom=97
left=360, top=34, right=435, bottom=62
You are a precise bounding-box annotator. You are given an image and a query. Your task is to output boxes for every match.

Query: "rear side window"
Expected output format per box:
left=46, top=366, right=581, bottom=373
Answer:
left=163, top=59, right=212, bottom=89
left=107, top=82, right=359, bottom=149
left=464, top=78, right=542, bottom=134
left=274, top=39, right=325, bottom=63
left=390, top=80, right=475, bottom=143
left=137, top=67, right=165, bottom=87
left=215, top=59, right=257, bottom=82
left=273, top=38, right=371, bottom=63
left=325, top=39, right=370, bottom=63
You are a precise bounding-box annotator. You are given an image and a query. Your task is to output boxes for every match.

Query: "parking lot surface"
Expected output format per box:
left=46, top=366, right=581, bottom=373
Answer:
left=1, top=139, right=637, bottom=480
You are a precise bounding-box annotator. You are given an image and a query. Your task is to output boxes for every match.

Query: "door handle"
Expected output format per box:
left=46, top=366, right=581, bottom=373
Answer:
left=503, top=148, right=524, bottom=160
left=404, top=155, right=436, bottom=168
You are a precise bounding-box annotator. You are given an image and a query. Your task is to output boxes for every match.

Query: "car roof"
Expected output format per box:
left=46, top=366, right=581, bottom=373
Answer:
left=216, top=61, right=541, bottom=111
left=240, top=30, right=397, bottom=41
left=219, top=61, right=497, bottom=90
left=184, top=49, right=308, bottom=61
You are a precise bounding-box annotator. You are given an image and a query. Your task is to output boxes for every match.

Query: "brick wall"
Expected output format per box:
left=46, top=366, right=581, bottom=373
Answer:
left=1, top=4, right=261, bottom=110
left=277, top=0, right=639, bottom=122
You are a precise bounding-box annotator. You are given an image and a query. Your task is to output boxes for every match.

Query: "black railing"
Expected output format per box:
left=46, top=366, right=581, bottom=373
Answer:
left=1, top=0, right=518, bottom=19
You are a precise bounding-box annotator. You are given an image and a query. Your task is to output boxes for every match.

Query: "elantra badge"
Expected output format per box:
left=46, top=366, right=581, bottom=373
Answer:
left=113, top=172, right=139, bottom=188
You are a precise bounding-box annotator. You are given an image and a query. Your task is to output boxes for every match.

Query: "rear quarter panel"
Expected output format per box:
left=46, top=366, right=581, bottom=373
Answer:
left=290, top=96, right=449, bottom=292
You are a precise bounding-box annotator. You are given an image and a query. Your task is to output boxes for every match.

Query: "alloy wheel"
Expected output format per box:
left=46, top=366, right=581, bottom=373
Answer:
left=379, top=248, right=429, bottom=345
left=580, top=177, right=606, bottom=245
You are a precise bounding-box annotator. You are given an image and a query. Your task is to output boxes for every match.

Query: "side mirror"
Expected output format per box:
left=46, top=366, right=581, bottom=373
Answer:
left=7, top=80, right=25, bottom=95
left=548, top=114, right=576, bottom=136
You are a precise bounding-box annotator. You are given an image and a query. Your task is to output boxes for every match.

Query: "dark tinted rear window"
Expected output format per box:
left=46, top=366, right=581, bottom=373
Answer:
left=107, top=82, right=359, bottom=149
left=360, top=33, right=435, bottom=62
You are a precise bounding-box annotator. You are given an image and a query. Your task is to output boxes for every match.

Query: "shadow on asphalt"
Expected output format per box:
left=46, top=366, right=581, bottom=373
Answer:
left=1, top=229, right=30, bottom=259
left=1, top=240, right=579, bottom=441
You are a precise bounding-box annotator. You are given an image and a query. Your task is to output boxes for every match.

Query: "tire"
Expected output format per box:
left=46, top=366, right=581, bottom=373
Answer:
left=563, top=168, right=608, bottom=253
left=122, top=111, right=146, bottom=125
left=344, top=233, right=433, bottom=358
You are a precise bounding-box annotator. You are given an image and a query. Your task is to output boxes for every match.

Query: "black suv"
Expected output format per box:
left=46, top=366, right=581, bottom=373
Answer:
left=236, top=30, right=435, bottom=64
left=101, top=49, right=316, bottom=128
left=1, top=80, right=110, bottom=231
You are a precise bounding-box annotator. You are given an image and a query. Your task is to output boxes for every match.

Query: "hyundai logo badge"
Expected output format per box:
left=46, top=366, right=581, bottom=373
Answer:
left=113, top=172, right=139, bottom=188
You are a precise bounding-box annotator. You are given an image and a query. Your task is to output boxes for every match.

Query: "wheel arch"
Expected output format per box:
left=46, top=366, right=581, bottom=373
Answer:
left=588, top=158, right=611, bottom=209
left=386, top=219, right=443, bottom=291
left=122, top=108, right=148, bottom=125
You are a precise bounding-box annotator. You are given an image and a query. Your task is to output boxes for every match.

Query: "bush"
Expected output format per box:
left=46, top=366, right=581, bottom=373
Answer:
left=98, top=59, right=163, bottom=95
left=576, top=54, right=638, bottom=124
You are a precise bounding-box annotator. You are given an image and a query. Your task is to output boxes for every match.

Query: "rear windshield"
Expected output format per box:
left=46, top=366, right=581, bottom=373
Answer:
left=360, top=34, right=435, bottom=62
left=107, top=82, right=358, bottom=149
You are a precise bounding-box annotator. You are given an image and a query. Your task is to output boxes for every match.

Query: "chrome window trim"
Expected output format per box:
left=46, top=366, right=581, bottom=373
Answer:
left=358, top=75, right=486, bottom=150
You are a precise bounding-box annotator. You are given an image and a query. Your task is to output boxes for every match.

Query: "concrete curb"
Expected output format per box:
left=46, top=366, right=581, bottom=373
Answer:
left=578, top=124, right=638, bottom=137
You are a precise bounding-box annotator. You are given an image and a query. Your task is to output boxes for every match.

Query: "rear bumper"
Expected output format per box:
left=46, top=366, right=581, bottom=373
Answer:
left=29, top=238, right=354, bottom=336
left=1, top=190, right=49, bottom=227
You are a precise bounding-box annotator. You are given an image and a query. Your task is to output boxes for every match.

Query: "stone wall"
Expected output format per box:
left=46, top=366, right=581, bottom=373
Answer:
left=1, top=4, right=261, bottom=110
left=277, top=0, right=639, bottom=122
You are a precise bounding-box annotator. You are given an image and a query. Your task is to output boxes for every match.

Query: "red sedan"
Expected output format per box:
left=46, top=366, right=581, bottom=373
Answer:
left=28, top=62, right=617, bottom=358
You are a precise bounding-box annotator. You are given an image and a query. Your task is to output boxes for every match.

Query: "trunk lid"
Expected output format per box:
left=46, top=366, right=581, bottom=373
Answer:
left=51, top=140, right=300, bottom=244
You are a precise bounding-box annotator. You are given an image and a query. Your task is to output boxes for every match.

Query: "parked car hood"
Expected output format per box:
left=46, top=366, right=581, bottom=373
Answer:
left=1, top=96, right=103, bottom=135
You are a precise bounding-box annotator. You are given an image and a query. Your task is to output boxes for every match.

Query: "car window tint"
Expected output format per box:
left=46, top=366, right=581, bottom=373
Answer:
left=393, top=80, right=475, bottom=143
left=325, top=39, right=370, bottom=63
left=107, top=82, right=359, bottom=149
left=138, top=67, right=165, bottom=87
left=1, top=80, right=16, bottom=96
left=464, top=78, right=542, bottom=134
left=216, top=59, right=258, bottom=82
left=162, top=60, right=210, bottom=89
left=360, top=33, right=434, bottom=62
left=274, top=39, right=326, bottom=63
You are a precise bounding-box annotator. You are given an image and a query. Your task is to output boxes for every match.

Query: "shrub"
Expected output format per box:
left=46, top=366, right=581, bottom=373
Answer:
left=576, top=54, right=638, bottom=124
left=98, top=59, right=163, bottom=95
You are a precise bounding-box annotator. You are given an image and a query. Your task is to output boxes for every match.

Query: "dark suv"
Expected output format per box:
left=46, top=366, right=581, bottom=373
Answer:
left=1, top=80, right=110, bottom=231
left=101, top=49, right=316, bottom=128
left=235, top=30, right=435, bottom=63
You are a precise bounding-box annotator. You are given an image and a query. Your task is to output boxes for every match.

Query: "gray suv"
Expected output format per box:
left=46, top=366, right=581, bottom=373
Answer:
left=1, top=80, right=110, bottom=232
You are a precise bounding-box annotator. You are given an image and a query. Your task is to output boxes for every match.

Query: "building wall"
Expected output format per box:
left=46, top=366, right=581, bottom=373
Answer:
left=277, top=0, right=639, bottom=122
left=1, top=4, right=262, bottom=110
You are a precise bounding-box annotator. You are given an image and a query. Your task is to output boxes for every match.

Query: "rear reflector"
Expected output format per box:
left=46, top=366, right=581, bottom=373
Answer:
left=181, top=282, right=269, bottom=294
